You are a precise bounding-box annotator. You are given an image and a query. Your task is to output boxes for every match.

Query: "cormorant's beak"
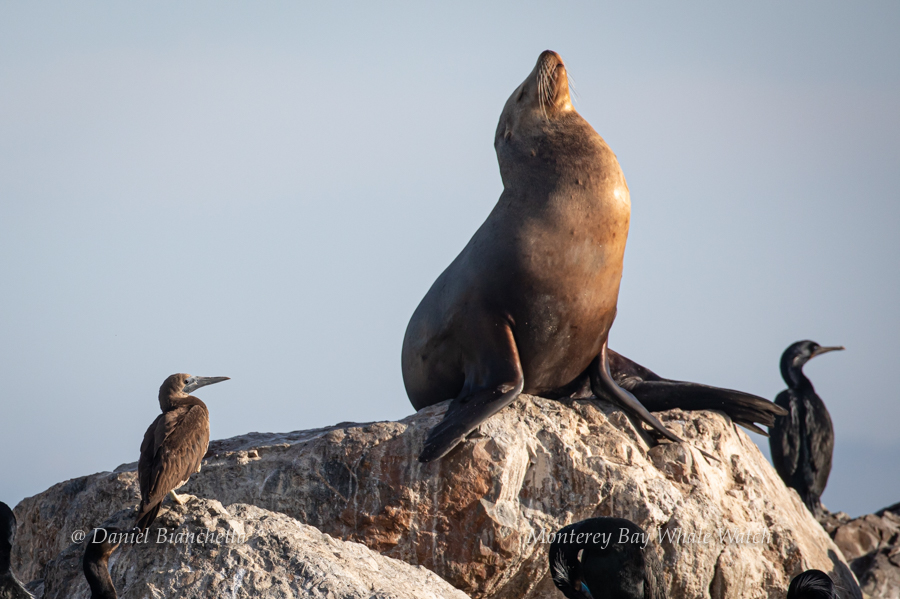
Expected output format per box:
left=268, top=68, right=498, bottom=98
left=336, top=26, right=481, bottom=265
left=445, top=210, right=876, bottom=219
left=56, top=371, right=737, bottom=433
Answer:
left=811, top=345, right=845, bottom=358
left=183, top=376, right=230, bottom=394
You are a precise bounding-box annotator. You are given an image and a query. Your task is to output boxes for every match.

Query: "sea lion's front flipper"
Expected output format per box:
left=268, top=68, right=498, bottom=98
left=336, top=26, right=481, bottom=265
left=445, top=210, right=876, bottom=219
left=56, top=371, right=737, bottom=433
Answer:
left=419, top=323, right=524, bottom=463
left=607, top=349, right=787, bottom=434
left=419, top=380, right=524, bottom=462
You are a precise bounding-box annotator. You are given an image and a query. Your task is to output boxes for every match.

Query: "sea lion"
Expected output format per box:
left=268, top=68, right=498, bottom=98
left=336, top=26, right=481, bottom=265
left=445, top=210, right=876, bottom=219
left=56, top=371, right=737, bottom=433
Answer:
left=402, top=50, right=784, bottom=462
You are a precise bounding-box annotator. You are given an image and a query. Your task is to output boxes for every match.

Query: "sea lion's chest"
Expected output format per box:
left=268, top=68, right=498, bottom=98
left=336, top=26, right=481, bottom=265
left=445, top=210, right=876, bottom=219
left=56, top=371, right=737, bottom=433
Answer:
left=483, top=179, right=630, bottom=388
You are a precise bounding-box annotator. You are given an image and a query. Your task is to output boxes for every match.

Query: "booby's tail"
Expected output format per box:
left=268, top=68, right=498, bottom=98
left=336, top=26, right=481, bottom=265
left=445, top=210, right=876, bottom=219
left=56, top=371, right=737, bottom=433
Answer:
left=134, top=502, right=161, bottom=534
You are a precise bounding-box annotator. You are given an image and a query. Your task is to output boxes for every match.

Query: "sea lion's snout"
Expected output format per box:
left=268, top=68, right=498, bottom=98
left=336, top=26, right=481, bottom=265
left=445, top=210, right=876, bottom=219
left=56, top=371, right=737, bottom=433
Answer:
left=537, top=49, right=564, bottom=70
left=534, top=50, right=571, bottom=114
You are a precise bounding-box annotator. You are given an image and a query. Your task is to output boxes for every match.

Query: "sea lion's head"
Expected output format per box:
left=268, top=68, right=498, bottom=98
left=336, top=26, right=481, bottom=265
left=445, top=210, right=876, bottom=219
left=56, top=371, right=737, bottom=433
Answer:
left=495, top=51, right=597, bottom=189
left=498, top=51, right=573, bottom=136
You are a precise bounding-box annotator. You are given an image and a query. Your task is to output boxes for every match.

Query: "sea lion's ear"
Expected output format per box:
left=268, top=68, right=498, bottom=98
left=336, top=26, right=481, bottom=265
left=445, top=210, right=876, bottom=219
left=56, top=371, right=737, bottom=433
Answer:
left=516, top=86, right=526, bottom=102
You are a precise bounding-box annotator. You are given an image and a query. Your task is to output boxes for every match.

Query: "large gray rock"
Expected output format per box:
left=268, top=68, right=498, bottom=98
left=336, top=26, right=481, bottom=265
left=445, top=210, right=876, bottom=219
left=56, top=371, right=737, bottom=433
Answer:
left=39, top=498, right=470, bottom=599
left=14, top=396, right=862, bottom=598
left=821, top=504, right=900, bottom=599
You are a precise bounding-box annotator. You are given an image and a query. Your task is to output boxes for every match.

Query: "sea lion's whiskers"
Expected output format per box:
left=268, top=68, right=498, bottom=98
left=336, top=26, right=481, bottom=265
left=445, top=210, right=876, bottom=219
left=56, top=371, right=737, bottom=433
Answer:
left=539, top=60, right=555, bottom=118
left=538, top=66, right=549, bottom=119
left=567, top=73, right=580, bottom=104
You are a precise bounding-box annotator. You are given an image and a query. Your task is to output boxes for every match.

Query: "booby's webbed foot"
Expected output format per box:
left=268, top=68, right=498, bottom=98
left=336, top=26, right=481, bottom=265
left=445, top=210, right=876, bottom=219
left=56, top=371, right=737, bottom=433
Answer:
left=607, top=349, right=787, bottom=434
left=420, top=379, right=525, bottom=463
left=168, top=490, right=184, bottom=505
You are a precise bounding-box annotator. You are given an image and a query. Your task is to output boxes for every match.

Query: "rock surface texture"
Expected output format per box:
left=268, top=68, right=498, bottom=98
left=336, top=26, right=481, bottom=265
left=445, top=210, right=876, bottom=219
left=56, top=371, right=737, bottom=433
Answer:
left=13, top=396, right=862, bottom=599
left=37, top=499, right=469, bottom=599
left=821, top=504, right=900, bottom=599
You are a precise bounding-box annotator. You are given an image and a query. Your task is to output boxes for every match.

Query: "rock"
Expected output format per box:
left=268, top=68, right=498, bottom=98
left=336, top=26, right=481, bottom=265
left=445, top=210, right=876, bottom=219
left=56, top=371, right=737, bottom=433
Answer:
left=39, top=498, right=470, bottom=599
left=820, top=503, right=900, bottom=599
left=13, top=396, right=862, bottom=599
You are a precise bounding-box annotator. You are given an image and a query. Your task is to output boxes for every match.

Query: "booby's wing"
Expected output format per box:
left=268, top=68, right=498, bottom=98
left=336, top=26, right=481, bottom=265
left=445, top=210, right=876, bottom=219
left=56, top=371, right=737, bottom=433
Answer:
left=608, top=349, right=787, bottom=435
left=136, top=404, right=210, bottom=530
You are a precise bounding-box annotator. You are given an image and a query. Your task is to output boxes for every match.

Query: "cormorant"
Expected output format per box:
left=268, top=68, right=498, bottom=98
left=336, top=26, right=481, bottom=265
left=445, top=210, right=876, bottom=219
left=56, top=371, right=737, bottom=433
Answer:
left=83, top=529, right=121, bottom=599
left=787, top=569, right=836, bottom=599
left=135, top=373, right=229, bottom=532
left=549, top=517, right=666, bottom=599
left=0, top=501, right=33, bottom=599
left=768, top=341, right=843, bottom=515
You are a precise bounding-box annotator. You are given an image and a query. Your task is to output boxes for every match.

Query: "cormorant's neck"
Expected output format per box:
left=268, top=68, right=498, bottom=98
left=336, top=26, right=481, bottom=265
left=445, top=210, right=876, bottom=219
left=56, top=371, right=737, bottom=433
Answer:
left=780, top=359, right=812, bottom=390
left=85, top=559, right=116, bottom=599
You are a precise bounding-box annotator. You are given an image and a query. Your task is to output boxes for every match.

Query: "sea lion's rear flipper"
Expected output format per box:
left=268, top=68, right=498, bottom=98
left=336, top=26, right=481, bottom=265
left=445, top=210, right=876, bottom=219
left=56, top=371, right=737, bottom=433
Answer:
left=607, top=349, right=787, bottom=435
left=590, top=342, right=683, bottom=445
left=419, top=323, right=524, bottom=463
left=591, top=341, right=720, bottom=462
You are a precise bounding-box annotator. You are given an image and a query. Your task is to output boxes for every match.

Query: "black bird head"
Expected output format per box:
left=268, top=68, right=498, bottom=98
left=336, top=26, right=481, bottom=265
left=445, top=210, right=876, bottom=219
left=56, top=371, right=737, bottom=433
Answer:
left=83, top=528, right=123, bottom=599
left=787, top=569, right=836, bottom=599
left=549, top=518, right=658, bottom=599
left=84, top=528, right=122, bottom=564
left=158, top=373, right=230, bottom=411
left=779, top=341, right=844, bottom=388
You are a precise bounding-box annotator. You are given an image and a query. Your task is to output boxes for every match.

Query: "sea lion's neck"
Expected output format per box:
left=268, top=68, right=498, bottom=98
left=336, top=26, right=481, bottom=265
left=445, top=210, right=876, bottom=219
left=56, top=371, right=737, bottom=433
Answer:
left=497, top=119, right=621, bottom=198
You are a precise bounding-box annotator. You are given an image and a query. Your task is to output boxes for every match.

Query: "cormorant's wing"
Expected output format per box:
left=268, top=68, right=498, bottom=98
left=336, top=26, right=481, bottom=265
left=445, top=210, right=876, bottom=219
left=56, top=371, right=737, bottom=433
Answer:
left=608, top=349, right=787, bottom=435
left=806, top=397, right=834, bottom=504
left=769, top=390, right=800, bottom=482
left=642, top=544, right=668, bottom=599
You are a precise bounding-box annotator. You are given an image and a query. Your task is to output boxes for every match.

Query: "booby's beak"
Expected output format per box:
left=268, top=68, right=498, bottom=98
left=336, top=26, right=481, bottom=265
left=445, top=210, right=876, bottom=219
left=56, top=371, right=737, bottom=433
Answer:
left=811, top=345, right=845, bottom=358
left=183, top=376, right=230, bottom=394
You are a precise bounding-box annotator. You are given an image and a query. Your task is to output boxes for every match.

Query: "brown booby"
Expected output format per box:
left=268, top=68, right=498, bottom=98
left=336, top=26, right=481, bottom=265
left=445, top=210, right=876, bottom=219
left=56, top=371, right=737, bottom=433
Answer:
left=0, top=501, right=33, bottom=599
left=135, top=373, right=229, bottom=532
left=83, top=528, right=122, bottom=599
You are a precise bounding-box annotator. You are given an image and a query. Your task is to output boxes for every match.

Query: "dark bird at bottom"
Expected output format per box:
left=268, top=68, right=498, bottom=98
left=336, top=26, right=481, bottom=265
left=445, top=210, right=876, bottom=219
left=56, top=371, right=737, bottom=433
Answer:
left=768, top=341, right=843, bottom=516
left=549, top=517, right=666, bottom=599
left=787, top=569, right=836, bottom=599
left=83, top=529, right=122, bottom=599
left=135, top=373, right=229, bottom=532
left=0, top=501, right=33, bottom=599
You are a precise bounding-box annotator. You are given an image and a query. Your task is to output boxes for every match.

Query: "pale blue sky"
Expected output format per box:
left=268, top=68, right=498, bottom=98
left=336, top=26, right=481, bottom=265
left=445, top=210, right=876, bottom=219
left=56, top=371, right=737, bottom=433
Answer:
left=1, top=2, right=897, bottom=517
